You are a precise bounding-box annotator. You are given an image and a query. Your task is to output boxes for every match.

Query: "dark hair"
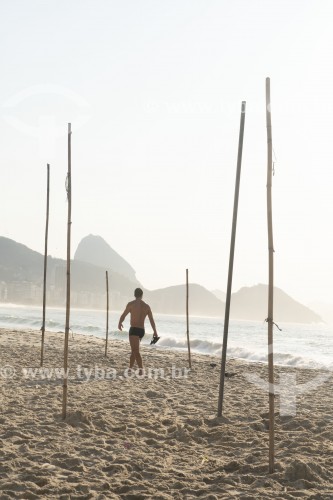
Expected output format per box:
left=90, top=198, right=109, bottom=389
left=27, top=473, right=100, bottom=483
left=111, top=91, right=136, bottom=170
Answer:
left=134, top=288, right=143, bottom=298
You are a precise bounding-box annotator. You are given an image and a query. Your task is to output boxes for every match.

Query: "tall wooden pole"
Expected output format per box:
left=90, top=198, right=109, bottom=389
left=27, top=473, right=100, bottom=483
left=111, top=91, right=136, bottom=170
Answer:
left=62, top=123, right=72, bottom=420
left=186, top=268, right=191, bottom=368
left=41, top=164, right=50, bottom=367
left=266, top=78, right=275, bottom=473
left=217, top=101, right=246, bottom=417
left=105, top=270, right=109, bottom=357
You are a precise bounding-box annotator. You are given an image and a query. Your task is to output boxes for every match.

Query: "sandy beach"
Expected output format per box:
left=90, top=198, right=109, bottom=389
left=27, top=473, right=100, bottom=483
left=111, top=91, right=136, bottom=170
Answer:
left=0, top=327, right=332, bottom=499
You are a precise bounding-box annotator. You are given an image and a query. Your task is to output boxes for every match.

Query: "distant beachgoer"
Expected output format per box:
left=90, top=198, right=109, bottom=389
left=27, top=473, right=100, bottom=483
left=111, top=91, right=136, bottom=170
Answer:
left=118, top=288, right=158, bottom=374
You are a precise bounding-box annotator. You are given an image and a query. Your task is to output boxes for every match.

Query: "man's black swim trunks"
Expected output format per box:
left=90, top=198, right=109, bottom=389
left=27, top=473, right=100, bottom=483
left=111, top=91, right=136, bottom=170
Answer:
left=129, top=327, right=145, bottom=340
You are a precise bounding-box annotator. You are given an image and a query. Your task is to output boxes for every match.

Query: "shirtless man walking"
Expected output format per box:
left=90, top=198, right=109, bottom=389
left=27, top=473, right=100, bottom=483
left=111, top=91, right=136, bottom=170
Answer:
left=118, top=288, right=158, bottom=373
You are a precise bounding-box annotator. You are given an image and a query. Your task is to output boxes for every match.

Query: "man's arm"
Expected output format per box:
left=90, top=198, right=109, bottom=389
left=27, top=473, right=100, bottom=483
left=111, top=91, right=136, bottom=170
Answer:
left=147, top=307, right=158, bottom=337
left=118, top=303, right=131, bottom=331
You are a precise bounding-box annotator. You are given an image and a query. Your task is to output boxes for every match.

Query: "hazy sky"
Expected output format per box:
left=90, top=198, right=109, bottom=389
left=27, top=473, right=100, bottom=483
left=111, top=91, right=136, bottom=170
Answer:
left=1, top=0, right=333, bottom=305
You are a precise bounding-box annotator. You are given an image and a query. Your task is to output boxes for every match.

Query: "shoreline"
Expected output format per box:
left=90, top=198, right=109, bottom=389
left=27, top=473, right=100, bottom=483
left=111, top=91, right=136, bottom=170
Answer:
left=1, top=328, right=332, bottom=499
left=1, top=300, right=328, bottom=325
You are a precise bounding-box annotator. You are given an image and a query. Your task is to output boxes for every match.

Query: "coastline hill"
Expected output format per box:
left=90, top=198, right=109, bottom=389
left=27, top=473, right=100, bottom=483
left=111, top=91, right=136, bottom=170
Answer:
left=145, top=284, right=223, bottom=317
left=0, top=236, right=323, bottom=323
left=230, top=284, right=322, bottom=324
left=74, top=234, right=139, bottom=284
left=0, top=236, right=138, bottom=308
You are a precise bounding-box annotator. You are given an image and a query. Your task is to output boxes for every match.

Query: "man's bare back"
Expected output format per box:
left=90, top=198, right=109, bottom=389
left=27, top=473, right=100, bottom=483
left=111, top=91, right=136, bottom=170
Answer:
left=127, top=299, right=150, bottom=328
left=118, top=289, right=158, bottom=337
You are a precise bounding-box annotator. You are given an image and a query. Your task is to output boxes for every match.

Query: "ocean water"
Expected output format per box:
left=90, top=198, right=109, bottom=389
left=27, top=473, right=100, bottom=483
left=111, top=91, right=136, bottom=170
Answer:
left=0, top=303, right=332, bottom=371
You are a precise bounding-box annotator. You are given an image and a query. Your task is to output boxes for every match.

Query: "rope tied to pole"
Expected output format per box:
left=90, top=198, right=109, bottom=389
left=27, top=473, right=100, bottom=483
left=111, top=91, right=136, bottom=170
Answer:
left=265, top=317, right=282, bottom=331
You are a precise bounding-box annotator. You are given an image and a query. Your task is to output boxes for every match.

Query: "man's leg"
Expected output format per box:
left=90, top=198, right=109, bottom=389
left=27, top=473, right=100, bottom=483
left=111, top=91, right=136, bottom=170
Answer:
left=129, top=334, right=137, bottom=368
left=129, top=335, right=143, bottom=371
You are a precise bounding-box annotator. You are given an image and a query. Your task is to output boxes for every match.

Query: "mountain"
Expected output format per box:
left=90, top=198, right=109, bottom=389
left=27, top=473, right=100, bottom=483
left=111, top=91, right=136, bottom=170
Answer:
left=0, top=236, right=138, bottom=308
left=308, top=301, right=333, bottom=325
left=147, top=283, right=322, bottom=322
left=144, top=284, right=224, bottom=316
left=74, top=234, right=138, bottom=284
left=230, top=284, right=322, bottom=324
left=0, top=236, right=324, bottom=323
left=211, top=289, right=226, bottom=302
left=0, top=237, right=47, bottom=283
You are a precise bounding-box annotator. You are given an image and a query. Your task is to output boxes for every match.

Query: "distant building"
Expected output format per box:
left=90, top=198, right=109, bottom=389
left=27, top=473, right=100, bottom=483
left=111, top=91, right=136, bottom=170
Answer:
left=6, top=281, right=42, bottom=303
left=55, top=265, right=66, bottom=291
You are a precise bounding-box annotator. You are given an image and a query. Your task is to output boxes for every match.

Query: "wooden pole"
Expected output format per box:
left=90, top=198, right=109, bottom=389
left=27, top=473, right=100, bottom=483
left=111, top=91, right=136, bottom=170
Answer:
left=186, top=268, right=191, bottom=368
left=41, top=163, right=50, bottom=367
left=62, top=123, right=72, bottom=420
left=217, top=101, right=246, bottom=417
left=105, top=270, right=109, bottom=356
left=266, top=77, right=275, bottom=473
